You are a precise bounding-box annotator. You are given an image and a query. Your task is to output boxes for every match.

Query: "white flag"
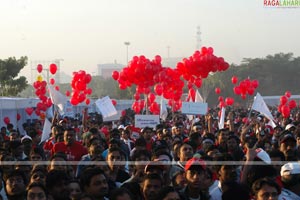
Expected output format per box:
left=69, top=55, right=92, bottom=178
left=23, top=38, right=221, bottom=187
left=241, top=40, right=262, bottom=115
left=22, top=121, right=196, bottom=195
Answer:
left=48, top=85, right=68, bottom=115
left=40, top=118, right=52, bottom=144
left=218, top=107, right=225, bottom=129
left=251, top=92, right=276, bottom=127
left=160, top=98, right=168, bottom=121
left=195, top=90, right=204, bottom=103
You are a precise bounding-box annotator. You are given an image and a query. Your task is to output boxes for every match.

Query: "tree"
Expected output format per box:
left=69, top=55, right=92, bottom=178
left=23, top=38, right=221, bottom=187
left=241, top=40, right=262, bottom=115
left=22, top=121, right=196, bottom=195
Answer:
left=0, top=56, right=28, bottom=96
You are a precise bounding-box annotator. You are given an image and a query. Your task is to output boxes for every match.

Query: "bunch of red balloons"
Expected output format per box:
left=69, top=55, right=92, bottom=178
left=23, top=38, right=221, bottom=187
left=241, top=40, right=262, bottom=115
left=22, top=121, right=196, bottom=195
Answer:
left=32, top=77, right=52, bottom=118
left=278, top=91, right=297, bottom=118
left=232, top=77, right=259, bottom=99
left=176, top=47, right=229, bottom=86
left=113, top=55, right=163, bottom=91
left=70, top=70, right=93, bottom=106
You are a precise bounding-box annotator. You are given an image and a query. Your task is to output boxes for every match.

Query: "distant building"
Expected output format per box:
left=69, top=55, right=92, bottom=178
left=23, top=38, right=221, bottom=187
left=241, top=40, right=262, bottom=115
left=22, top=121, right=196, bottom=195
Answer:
left=97, top=61, right=125, bottom=78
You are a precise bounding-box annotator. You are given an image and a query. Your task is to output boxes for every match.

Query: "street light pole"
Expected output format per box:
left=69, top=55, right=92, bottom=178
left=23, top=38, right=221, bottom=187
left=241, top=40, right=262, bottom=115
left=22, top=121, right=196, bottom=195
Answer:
left=124, top=42, right=130, bottom=64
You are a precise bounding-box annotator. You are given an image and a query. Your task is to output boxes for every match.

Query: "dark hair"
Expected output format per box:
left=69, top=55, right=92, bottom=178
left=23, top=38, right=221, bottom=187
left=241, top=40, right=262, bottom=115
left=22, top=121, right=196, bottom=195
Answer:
left=30, top=147, right=46, bottom=160
left=80, top=167, right=106, bottom=189
left=130, top=149, right=151, bottom=161
left=268, top=149, right=285, bottom=161
left=3, top=169, right=27, bottom=185
left=247, top=165, right=277, bottom=186
left=252, top=177, right=280, bottom=197
left=50, top=152, right=67, bottom=161
left=222, top=182, right=250, bottom=200
left=46, top=169, right=69, bottom=189
left=156, top=186, right=180, bottom=200
left=135, top=137, right=147, bottom=147
left=110, top=187, right=133, bottom=200
left=26, top=182, right=48, bottom=198
left=142, top=173, right=163, bottom=185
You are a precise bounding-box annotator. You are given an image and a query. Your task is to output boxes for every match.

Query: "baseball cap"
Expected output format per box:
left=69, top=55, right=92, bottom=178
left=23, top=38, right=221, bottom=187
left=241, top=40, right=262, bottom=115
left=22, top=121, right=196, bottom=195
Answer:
left=185, top=157, right=206, bottom=171
left=281, top=162, right=300, bottom=176
left=285, top=124, right=296, bottom=131
left=21, top=135, right=32, bottom=143
left=255, top=148, right=271, bottom=164
left=118, top=125, right=125, bottom=130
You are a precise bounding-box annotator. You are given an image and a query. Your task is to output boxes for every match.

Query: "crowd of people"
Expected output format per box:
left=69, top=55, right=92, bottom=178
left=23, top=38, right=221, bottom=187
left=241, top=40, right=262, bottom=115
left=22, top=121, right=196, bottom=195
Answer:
left=0, top=106, right=300, bottom=200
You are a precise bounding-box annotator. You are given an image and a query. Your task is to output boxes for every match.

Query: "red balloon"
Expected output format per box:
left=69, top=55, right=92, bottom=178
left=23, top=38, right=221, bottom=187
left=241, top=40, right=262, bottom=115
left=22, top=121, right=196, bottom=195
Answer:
left=16, top=113, right=21, bottom=121
left=154, top=84, right=163, bottom=96
left=247, top=87, right=255, bottom=96
left=280, top=95, right=288, bottom=105
left=85, top=74, right=92, bottom=84
left=85, top=98, right=90, bottom=105
left=215, top=87, right=221, bottom=95
left=111, top=99, right=117, bottom=106
left=3, top=117, right=10, bottom=125
left=233, top=86, right=241, bottom=95
left=50, top=78, right=55, bottom=85
left=25, top=107, right=34, bottom=116
left=70, top=97, right=79, bottom=106
left=251, top=80, right=259, bottom=89
left=225, top=97, right=234, bottom=106
left=66, top=90, right=70, bottom=97
left=288, top=100, right=297, bottom=109
left=112, top=71, right=119, bottom=80
left=281, top=105, right=290, bottom=118
left=37, top=64, right=43, bottom=73
left=49, top=63, right=57, bottom=75
left=285, top=91, right=291, bottom=98
left=55, top=86, right=60, bottom=91
left=121, top=110, right=126, bottom=117
left=194, top=78, right=202, bottom=88
left=134, top=93, right=140, bottom=101
left=231, top=76, right=238, bottom=84
left=218, top=96, right=224, bottom=102
left=148, top=93, right=156, bottom=103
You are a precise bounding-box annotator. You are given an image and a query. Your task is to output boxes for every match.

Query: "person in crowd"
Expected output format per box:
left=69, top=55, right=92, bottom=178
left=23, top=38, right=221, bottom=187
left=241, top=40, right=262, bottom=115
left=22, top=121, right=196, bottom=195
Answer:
left=3, top=169, right=27, bottom=200
left=181, top=157, right=210, bottom=200
left=26, top=182, right=48, bottom=200
left=51, top=128, right=87, bottom=161
left=80, top=167, right=109, bottom=200
left=279, top=162, right=300, bottom=199
left=109, top=187, right=134, bottom=200
left=156, top=186, right=182, bottom=200
left=252, top=177, right=280, bottom=200
left=46, top=169, right=70, bottom=200
left=141, top=173, right=163, bottom=200
left=68, top=179, right=82, bottom=200
left=106, top=147, right=130, bottom=186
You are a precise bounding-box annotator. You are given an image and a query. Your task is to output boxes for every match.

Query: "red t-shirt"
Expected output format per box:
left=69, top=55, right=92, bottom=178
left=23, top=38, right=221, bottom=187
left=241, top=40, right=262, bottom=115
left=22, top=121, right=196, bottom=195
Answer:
left=51, top=141, right=87, bottom=161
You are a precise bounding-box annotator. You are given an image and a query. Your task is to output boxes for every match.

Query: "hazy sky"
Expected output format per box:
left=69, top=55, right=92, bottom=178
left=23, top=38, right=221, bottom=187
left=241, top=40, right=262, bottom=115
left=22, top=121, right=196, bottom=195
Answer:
left=0, top=0, right=299, bottom=82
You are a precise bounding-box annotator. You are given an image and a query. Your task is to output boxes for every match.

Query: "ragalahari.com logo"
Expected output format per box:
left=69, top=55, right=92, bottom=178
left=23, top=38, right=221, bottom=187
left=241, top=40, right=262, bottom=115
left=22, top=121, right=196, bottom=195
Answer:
left=264, top=0, right=300, bottom=8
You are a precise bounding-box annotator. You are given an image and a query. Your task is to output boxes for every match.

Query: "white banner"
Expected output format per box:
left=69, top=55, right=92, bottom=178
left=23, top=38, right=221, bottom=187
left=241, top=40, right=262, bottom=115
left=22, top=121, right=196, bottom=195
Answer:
left=135, top=115, right=160, bottom=128
left=95, top=96, right=117, bottom=118
left=181, top=102, right=208, bottom=115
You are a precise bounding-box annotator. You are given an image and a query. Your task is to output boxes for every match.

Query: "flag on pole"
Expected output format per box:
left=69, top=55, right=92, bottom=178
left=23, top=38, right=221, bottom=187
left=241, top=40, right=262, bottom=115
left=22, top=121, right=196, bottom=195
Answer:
left=48, top=85, right=68, bottom=115
left=218, top=107, right=225, bottom=129
left=160, top=98, right=168, bottom=121
left=195, top=90, right=204, bottom=103
left=40, top=118, right=52, bottom=144
left=251, top=92, right=276, bottom=127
